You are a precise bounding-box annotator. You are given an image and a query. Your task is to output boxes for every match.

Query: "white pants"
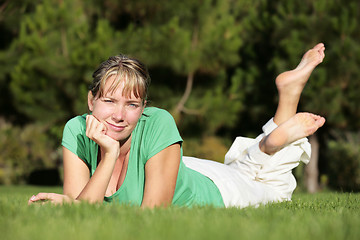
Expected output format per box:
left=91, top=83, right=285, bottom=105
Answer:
left=183, top=118, right=311, bottom=208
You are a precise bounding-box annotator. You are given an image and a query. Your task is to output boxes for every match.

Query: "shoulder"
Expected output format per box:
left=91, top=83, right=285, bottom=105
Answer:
left=64, top=114, right=87, bottom=130
left=139, top=107, right=178, bottom=133
left=63, top=114, right=88, bottom=138
left=141, top=107, right=175, bottom=124
left=142, top=107, right=173, bottom=118
left=62, top=114, right=91, bottom=163
left=133, top=107, right=182, bottom=161
left=62, top=114, right=88, bottom=148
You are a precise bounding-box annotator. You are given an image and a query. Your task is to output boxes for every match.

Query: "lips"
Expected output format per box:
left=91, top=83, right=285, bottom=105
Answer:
left=106, top=122, right=126, bottom=131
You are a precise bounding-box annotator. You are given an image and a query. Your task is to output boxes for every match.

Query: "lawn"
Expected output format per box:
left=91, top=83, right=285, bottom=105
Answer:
left=0, top=185, right=359, bottom=240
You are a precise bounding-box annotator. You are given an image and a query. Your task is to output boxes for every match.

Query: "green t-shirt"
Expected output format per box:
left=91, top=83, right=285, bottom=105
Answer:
left=62, top=107, right=224, bottom=207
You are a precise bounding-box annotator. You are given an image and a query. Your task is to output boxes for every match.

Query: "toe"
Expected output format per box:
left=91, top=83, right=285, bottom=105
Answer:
left=313, top=43, right=325, bottom=50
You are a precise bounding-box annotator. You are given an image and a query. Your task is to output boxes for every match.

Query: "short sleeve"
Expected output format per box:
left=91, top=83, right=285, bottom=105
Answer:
left=139, top=108, right=183, bottom=163
left=61, top=115, right=90, bottom=165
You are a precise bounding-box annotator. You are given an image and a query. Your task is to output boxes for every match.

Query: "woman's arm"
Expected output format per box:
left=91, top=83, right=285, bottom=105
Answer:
left=141, top=143, right=181, bottom=208
left=29, top=145, right=118, bottom=205
left=63, top=145, right=118, bottom=203
left=65, top=115, right=120, bottom=203
left=62, top=147, right=91, bottom=198
left=28, top=147, right=90, bottom=205
left=29, top=115, right=119, bottom=205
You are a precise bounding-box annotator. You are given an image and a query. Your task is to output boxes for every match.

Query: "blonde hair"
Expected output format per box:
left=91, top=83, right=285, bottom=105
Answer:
left=89, top=55, right=151, bottom=104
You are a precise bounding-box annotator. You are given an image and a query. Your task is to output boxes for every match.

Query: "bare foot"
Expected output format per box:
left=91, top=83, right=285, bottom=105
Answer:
left=273, top=43, right=325, bottom=125
left=260, top=112, right=326, bottom=155
left=276, top=43, right=325, bottom=98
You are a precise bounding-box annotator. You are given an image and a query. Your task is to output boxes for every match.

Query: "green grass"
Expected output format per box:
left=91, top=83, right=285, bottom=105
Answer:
left=1, top=186, right=359, bottom=240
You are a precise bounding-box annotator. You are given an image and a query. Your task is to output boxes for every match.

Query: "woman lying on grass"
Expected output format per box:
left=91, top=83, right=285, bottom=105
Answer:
left=29, top=43, right=326, bottom=208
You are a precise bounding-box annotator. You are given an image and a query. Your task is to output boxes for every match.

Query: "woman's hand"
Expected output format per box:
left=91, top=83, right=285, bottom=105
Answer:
left=86, top=115, right=120, bottom=159
left=28, top=193, right=74, bottom=205
left=61, top=115, right=121, bottom=203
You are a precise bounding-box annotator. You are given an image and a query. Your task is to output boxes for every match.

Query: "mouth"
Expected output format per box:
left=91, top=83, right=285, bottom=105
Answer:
left=106, top=122, right=126, bottom=131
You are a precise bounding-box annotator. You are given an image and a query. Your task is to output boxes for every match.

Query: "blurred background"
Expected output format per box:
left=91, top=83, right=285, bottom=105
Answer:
left=0, top=0, right=359, bottom=192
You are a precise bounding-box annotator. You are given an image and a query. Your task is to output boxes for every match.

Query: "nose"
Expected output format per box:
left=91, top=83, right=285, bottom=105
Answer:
left=112, top=105, right=125, bottom=122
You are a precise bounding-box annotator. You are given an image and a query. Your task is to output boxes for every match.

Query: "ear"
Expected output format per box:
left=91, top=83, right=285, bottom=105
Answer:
left=88, top=91, right=94, bottom=112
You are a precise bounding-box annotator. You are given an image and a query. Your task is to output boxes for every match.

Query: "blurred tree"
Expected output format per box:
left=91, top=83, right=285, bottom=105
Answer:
left=0, top=0, right=254, bottom=139
left=1, top=0, right=359, bottom=189
left=270, top=0, right=360, bottom=192
left=236, top=0, right=360, bottom=192
left=325, top=130, right=360, bottom=191
left=0, top=119, right=58, bottom=184
left=0, top=0, right=41, bottom=49
left=0, top=0, right=128, bottom=183
left=98, top=0, right=252, bottom=137
left=0, top=0, right=42, bottom=123
left=0, top=0, right=125, bottom=139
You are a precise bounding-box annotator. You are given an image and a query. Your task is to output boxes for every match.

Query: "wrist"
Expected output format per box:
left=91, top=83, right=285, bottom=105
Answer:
left=101, top=148, right=120, bottom=161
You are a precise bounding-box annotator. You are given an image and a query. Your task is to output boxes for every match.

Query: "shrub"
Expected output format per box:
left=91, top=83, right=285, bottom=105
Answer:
left=182, top=136, right=230, bottom=163
left=325, top=130, right=360, bottom=191
left=0, top=119, right=60, bottom=185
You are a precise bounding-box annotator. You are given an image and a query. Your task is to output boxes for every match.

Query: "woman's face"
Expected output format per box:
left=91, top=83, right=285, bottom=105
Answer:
left=88, top=76, right=145, bottom=143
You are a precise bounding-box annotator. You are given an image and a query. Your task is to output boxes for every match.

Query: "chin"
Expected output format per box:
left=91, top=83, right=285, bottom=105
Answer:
left=107, top=132, right=130, bottom=142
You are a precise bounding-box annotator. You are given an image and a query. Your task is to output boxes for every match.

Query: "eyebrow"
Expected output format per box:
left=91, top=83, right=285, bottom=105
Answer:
left=102, top=94, right=142, bottom=102
left=126, top=99, right=142, bottom=104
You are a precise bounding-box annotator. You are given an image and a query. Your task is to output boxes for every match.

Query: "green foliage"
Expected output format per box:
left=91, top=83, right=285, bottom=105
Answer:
left=183, top=136, right=230, bottom=163
left=1, top=0, right=247, bottom=137
left=1, top=0, right=360, bottom=190
left=253, top=0, right=360, bottom=129
left=0, top=120, right=58, bottom=184
left=1, top=187, right=360, bottom=240
left=107, top=0, right=245, bottom=135
left=105, top=0, right=244, bottom=72
left=1, top=0, right=126, bottom=138
left=15, top=2, right=86, bottom=111
left=325, top=130, right=360, bottom=191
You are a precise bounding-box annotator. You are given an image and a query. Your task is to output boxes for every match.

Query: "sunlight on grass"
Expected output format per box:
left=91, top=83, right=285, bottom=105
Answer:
left=0, top=186, right=359, bottom=240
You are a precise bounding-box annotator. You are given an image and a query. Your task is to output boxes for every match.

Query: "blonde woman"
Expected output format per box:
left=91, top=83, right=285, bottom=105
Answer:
left=29, top=43, right=325, bottom=208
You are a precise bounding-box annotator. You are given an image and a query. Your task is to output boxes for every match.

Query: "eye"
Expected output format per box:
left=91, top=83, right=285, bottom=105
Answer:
left=102, top=98, right=113, bottom=103
left=128, top=103, right=139, bottom=108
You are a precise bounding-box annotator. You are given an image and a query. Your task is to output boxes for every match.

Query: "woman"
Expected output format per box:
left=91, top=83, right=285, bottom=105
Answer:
left=28, top=43, right=326, bottom=208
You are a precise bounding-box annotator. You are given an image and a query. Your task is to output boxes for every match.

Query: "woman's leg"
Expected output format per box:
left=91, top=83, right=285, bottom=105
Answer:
left=259, top=112, right=325, bottom=155
left=273, top=43, right=325, bottom=125
left=258, top=43, right=326, bottom=155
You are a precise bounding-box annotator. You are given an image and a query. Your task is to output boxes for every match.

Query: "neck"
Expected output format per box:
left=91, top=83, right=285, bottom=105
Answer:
left=119, top=134, right=132, bottom=157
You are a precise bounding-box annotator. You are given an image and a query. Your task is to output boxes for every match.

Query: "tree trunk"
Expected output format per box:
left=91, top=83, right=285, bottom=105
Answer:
left=305, top=134, right=320, bottom=193
left=174, top=24, right=199, bottom=117
left=175, top=70, right=195, bottom=114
